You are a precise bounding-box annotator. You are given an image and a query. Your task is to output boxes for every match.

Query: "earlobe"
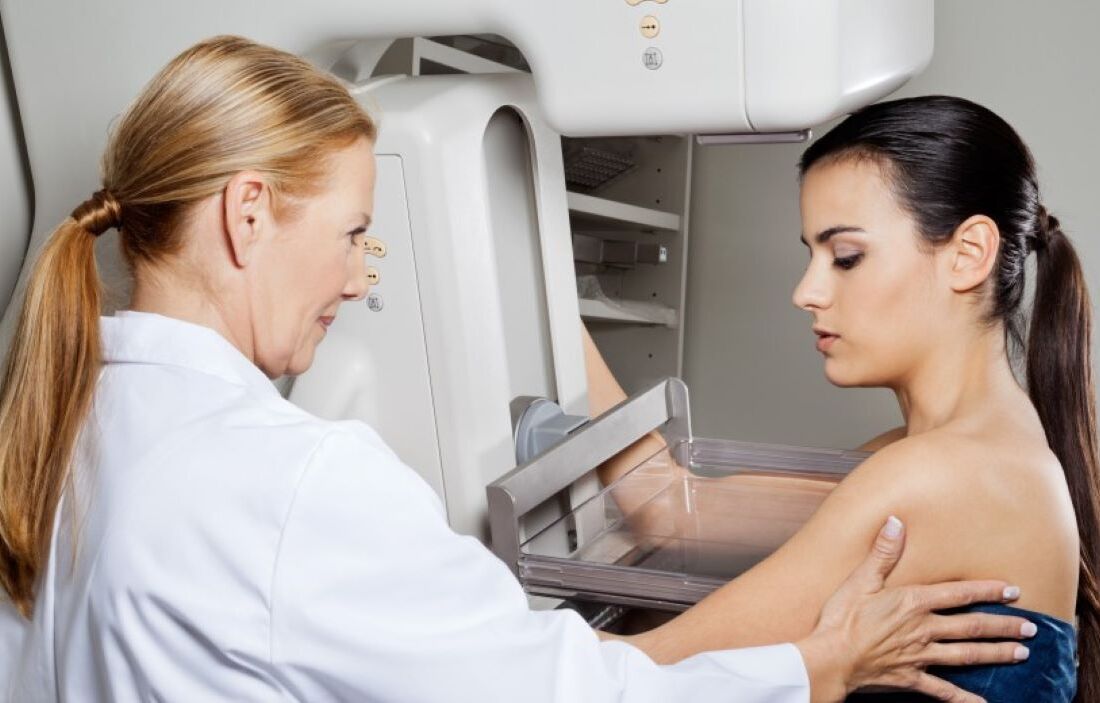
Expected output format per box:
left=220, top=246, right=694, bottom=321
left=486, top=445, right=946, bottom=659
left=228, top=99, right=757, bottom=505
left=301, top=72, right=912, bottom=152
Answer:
left=948, top=215, right=1001, bottom=293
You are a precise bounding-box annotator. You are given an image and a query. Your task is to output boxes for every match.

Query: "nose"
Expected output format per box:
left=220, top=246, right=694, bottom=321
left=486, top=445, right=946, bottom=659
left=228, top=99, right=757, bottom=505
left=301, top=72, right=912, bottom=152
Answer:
left=342, top=248, right=370, bottom=302
left=792, top=261, right=831, bottom=311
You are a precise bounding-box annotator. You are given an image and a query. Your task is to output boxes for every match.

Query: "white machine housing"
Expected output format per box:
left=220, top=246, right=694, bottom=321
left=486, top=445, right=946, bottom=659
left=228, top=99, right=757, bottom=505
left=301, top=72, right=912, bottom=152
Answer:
left=0, top=0, right=934, bottom=540
left=291, top=73, right=586, bottom=538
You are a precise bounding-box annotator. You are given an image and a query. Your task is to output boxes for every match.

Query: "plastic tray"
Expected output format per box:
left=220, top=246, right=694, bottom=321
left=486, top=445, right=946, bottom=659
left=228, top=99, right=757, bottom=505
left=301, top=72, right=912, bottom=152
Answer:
left=518, top=438, right=868, bottom=610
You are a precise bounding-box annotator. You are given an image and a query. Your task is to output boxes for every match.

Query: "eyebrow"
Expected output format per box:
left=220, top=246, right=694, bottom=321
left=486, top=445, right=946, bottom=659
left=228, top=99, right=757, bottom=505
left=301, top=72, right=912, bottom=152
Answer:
left=799, top=225, right=866, bottom=247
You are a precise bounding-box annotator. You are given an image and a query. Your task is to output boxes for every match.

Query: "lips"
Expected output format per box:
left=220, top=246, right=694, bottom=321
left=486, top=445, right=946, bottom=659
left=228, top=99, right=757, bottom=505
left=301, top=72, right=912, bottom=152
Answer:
left=319, top=316, right=336, bottom=329
left=813, top=328, right=839, bottom=353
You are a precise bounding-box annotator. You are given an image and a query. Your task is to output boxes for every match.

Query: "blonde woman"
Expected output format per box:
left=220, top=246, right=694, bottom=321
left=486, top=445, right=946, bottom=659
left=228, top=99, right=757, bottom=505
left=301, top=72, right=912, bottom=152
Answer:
left=0, top=37, right=1032, bottom=702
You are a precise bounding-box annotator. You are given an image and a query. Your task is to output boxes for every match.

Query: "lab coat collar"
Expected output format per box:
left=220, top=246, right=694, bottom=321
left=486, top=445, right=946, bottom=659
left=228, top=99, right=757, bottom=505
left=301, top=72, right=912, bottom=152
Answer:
left=101, top=311, right=280, bottom=399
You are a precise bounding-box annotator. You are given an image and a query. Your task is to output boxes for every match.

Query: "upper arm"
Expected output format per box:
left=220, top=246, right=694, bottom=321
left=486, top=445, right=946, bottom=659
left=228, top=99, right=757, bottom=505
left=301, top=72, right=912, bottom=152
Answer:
left=642, top=437, right=959, bottom=663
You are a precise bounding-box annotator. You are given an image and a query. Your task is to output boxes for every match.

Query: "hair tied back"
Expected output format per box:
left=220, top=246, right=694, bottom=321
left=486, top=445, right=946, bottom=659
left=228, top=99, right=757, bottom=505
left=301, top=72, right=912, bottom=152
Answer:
left=70, top=189, right=122, bottom=237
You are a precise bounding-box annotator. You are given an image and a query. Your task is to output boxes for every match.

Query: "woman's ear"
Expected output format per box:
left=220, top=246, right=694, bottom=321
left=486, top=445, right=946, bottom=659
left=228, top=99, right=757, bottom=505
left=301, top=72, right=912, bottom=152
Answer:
left=222, top=171, right=271, bottom=268
left=946, top=214, right=1001, bottom=293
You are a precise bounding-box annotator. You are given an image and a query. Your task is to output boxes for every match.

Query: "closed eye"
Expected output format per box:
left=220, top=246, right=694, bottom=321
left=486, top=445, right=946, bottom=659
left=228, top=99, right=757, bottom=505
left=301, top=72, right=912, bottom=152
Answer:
left=833, top=254, right=863, bottom=270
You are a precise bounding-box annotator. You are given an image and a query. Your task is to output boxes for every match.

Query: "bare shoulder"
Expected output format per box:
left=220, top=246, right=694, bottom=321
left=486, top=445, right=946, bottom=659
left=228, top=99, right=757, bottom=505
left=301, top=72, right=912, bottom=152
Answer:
left=836, top=426, right=1064, bottom=525
left=832, top=429, right=974, bottom=504
left=856, top=425, right=907, bottom=452
left=833, top=426, right=1078, bottom=613
left=847, top=424, right=1065, bottom=503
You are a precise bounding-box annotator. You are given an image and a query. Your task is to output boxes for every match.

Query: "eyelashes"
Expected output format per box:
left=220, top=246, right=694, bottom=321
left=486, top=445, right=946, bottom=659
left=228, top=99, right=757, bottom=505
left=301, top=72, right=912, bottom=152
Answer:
left=833, top=253, right=864, bottom=270
left=346, top=227, right=367, bottom=248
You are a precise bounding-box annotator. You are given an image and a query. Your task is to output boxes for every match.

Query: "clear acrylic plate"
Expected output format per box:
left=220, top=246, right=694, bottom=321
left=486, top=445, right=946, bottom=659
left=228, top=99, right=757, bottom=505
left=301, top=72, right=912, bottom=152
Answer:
left=518, top=438, right=868, bottom=610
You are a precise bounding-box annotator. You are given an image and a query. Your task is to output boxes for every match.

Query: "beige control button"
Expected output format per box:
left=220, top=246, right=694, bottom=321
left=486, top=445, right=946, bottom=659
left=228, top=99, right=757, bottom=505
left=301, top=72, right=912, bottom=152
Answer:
left=626, top=0, right=667, bottom=5
left=363, top=237, right=387, bottom=258
left=640, top=15, right=660, bottom=38
left=366, top=267, right=380, bottom=286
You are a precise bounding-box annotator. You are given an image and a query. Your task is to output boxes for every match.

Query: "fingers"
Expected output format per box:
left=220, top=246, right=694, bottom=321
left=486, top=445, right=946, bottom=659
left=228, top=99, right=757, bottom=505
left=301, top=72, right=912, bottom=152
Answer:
left=928, top=612, right=1037, bottom=642
left=920, top=641, right=1030, bottom=668
left=844, top=516, right=907, bottom=594
left=909, top=580, right=1020, bottom=612
left=909, top=673, right=987, bottom=702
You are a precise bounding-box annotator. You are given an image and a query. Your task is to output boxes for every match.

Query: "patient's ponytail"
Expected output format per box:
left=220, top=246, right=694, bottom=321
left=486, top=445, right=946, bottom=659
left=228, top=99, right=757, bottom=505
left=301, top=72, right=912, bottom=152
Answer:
left=0, top=197, right=111, bottom=617
left=1027, top=209, right=1100, bottom=701
left=0, top=35, right=376, bottom=618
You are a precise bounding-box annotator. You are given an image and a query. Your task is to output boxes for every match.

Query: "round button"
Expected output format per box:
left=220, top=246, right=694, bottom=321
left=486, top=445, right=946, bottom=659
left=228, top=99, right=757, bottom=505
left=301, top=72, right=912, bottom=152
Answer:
left=640, top=15, right=660, bottom=39
left=642, top=47, right=663, bottom=70
left=367, top=294, right=384, bottom=312
left=366, top=267, right=380, bottom=286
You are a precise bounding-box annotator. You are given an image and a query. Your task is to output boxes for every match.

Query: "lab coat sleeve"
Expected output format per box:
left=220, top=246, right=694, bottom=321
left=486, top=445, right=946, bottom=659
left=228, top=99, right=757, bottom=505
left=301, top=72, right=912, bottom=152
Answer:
left=269, top=425, right=810, bottom=703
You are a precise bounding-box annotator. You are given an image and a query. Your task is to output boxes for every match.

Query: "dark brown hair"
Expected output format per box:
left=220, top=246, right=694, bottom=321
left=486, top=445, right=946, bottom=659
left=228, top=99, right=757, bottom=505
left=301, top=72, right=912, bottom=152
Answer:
left=801, top=95, right=1098, bottom=700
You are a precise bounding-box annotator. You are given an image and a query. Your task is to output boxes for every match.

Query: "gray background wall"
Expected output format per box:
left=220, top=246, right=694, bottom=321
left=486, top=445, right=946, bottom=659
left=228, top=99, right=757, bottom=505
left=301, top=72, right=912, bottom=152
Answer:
left=682, top=0, right=1100, bottom=449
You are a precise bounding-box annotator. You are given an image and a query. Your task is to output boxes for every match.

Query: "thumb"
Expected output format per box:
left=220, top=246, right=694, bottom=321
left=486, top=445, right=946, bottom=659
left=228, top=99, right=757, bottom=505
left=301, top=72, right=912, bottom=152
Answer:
left=849, top=516, right=907, bottom=594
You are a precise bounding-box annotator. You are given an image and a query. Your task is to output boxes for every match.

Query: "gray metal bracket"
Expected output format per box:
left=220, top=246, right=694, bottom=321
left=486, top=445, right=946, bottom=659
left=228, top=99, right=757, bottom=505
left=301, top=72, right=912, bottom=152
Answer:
left=488, top=377, right=693, bottom=576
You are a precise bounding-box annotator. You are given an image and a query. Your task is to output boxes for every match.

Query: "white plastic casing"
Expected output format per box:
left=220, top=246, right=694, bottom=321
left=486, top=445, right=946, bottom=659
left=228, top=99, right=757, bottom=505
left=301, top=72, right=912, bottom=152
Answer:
left=292, top=74, right=588, bottom=539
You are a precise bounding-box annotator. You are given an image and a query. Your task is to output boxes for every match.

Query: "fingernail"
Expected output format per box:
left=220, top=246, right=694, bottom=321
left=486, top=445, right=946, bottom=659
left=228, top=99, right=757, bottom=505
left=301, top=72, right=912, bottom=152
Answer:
left=884, top=515, right=903, bottom=539
left=1014, top=645, right=1030, bottom=661
left=1003, top=586, right=1020, bottom=600
left=1021, top=622, right=1038, bottom=638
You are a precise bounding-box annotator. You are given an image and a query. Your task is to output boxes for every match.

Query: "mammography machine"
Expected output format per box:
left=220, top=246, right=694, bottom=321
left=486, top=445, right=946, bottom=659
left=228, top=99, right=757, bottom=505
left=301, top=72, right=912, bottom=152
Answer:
left=0, top=1, right=932, bottom=616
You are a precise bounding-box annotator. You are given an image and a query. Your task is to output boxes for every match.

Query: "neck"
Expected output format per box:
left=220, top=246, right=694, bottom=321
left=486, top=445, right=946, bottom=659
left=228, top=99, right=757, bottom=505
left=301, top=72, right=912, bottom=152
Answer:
left=892, top=326, right=1024, bottom=435
left=129, top=263, right=254, bottom=362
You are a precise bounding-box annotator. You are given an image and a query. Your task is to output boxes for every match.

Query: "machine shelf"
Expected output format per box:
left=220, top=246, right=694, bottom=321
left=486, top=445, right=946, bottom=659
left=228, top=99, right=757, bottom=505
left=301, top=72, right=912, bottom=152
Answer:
left=578, top=297, right=677, bottom=327
left=567, top=192, right=680, bottom=233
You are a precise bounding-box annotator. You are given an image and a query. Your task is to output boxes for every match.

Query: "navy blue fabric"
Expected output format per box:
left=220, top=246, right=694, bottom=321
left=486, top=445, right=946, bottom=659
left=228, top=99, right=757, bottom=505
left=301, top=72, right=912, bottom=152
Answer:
left=848, top=603, right=1076, bottom=702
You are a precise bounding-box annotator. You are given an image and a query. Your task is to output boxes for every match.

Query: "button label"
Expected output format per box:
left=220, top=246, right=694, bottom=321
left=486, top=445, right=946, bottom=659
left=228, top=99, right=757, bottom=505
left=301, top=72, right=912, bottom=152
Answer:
left=643, top=47, right=663, bottom=70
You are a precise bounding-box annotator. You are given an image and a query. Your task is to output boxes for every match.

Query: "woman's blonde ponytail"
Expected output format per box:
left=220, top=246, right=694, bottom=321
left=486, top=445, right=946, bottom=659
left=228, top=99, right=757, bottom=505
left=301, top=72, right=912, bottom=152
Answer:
left=0, top=195, right=112, bottom=616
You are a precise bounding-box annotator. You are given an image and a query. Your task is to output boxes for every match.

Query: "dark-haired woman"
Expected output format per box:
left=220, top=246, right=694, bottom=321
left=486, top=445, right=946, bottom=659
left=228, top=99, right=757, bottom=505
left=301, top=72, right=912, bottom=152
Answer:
left=589, top=95, right=1088, bottom=701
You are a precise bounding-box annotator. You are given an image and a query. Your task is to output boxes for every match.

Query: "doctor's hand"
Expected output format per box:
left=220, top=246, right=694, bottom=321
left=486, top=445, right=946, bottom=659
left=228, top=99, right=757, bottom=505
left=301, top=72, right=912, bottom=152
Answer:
left=795, top=517, right=1033, bottom=703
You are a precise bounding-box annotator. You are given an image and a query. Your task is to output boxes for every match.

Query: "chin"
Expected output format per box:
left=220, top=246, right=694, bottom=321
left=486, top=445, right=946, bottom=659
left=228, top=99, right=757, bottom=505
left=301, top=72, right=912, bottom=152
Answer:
left=824, top=357, right=892, bottom=389
left=823, top=359, right=863, bottom=388
left=285, top=351, right=317, bottom=377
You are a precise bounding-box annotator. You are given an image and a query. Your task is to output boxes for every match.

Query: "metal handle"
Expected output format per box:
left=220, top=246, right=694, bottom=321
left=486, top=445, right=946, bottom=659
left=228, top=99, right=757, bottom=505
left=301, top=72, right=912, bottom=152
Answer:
left=487, top=377, right=692, bottom=575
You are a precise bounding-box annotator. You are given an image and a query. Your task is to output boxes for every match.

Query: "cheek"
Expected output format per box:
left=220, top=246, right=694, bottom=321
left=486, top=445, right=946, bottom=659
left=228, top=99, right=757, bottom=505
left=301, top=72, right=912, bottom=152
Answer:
left=847, top=261, right=937, bottom=369
left=296, top=245, right=351, bottom=307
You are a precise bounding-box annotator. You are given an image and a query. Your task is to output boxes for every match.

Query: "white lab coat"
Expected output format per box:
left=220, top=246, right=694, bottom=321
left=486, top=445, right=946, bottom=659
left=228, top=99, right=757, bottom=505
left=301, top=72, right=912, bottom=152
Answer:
left=3, top=311, right=810, bottom=702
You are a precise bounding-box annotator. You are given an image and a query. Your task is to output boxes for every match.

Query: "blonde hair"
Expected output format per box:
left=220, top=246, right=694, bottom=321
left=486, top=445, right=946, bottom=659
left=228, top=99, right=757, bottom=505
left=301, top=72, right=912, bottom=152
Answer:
left=0, top=35, right=376, bottom=616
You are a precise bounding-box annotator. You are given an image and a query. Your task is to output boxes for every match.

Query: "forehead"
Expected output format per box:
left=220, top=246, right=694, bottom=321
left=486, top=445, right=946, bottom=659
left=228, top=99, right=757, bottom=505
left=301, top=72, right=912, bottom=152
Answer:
left=322, top=137, right=376, bottom=208
left=800, top=157, right=907, bottom=232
